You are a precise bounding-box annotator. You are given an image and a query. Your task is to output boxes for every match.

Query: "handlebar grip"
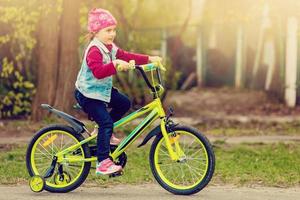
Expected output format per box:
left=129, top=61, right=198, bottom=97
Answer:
left=117, top=60, right=136, bottom=71
left=137, top=61, right=166, bottom=72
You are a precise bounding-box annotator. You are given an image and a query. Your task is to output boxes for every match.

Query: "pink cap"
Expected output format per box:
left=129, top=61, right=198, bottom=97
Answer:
left=88, top=8, right=117, bottom=33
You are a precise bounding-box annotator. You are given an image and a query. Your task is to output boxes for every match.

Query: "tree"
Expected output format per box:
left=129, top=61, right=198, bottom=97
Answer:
left=32, top=0, right=81, bottom=121
left=31, top=0, right=60, bottom=121
left=53, top=0, right=81, bottom=113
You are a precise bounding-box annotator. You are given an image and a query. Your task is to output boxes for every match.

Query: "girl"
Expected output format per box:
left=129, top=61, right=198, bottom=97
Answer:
left=74, top=8, right=161, bottom=175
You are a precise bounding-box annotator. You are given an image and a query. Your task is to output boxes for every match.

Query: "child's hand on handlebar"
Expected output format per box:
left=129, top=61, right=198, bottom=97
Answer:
left=113, top=59, right=132, bottom=71
left=149, top=56, right=162, bottom=63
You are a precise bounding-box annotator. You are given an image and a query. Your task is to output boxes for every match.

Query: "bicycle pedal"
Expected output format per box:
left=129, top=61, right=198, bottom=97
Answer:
left=109, top=171, right=123, bottom=178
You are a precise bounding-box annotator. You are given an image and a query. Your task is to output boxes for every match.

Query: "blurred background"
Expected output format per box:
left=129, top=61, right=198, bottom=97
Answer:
left=1, top=0, right=300, bottom=189
left=1, top=0, right=300, bottom=120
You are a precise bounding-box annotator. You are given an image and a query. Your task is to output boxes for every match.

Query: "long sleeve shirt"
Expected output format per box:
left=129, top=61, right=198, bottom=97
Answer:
left=86, top=44, right=149, bottom=79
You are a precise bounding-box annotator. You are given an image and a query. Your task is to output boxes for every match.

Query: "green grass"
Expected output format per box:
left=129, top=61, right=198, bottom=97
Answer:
left=87, top=145, right=154, bottom=186
left=0, top=142, right=300, bottom=187
left=0, top=145, right=29, bottom=184
left=0, top=144, right=155, bottom=185
left=214, top=143, right=300, bottom=186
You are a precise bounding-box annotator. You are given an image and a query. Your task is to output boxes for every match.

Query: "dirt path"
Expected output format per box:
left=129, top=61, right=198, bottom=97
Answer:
left=1, top=184, right=299, bottom=200
left=208, top=135, right=300, bottom=144
left=2, top=116, right=300, bottom=146
left=1, top=133, right=300, bottom=146
left=165, top=88, right=300, bottom=117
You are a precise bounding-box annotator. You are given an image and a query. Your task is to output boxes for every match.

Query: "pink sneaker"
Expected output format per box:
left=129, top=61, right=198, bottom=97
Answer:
left=96, top=158, right=122, bottom=175
left=110, top=133, right=121, bottom=145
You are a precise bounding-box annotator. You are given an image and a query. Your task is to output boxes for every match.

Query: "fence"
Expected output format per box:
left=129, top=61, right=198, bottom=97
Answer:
left=143, top=15, right=300, bottom=107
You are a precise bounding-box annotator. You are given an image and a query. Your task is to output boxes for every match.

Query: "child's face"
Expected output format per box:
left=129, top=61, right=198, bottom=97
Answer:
left=95, top=25, right=116, bottom=45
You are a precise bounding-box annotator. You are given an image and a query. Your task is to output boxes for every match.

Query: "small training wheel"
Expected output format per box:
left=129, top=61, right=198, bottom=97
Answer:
left=29, top=175, right=45, bottom=193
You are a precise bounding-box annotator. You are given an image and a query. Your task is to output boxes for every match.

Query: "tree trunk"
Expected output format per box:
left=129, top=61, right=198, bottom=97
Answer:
left=31, top=1, right=60, bottom=121
left=54, top=0, right=80, bottom=113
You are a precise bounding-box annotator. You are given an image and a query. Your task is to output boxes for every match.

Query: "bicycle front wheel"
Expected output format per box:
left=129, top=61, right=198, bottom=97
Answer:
left=149, top=125, right=215, bottom=195
left=26, top=125, right=91, bottom=193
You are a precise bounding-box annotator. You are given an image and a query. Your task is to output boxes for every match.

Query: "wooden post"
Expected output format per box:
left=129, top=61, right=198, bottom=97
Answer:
left=264, top=38, right=275, bottom=91
left=251, top=3, right=270, bottom=88
left=208, top=25, right=217, bottom=49
left=161, top=29, right=167, bottom=64
left=285, top=17, right=298, bottom=107
left=235, top=25, right=244, bottom=88
left=252, top=25, right=265, bottom=87
left=196, top=27, right=203, bottom=87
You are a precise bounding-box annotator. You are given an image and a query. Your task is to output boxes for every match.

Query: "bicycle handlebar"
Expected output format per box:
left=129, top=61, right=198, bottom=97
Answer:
left=117, top=60, right=166, bottom=71
left=117, top=60, right=165, bottom=92
left=135, top=65, right=156, bottom=92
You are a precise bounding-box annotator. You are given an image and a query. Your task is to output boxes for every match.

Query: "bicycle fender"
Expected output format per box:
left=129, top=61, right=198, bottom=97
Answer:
left=137, top=125, right=162, bottom=148
left=41, top=104, right=85, bottom=134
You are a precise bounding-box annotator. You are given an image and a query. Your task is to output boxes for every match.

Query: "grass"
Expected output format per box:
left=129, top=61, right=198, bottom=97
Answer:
left=87, top=145, right=154, bottom=186
left=214, top=142, right=300, bottom=186
left=0, top=144, right=29, bottom=184
left=0, top=142, right=299, bottom=187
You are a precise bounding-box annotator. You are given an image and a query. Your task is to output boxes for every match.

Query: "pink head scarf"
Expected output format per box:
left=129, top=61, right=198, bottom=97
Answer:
left=88, top=8, right=117, bottom=33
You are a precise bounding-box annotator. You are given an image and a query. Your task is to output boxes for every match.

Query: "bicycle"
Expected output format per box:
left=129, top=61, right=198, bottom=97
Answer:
left=26, top=61, right=215, bottom=195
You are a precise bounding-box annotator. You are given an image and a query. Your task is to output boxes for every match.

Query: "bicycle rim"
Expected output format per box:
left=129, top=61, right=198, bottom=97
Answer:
left=154, top=131, right=209, bottom=190
left=30, top=130, right=85, bottom=189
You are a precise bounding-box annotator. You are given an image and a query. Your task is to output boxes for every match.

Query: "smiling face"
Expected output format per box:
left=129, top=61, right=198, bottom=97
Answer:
left=95, top=25, right=116, bottom=45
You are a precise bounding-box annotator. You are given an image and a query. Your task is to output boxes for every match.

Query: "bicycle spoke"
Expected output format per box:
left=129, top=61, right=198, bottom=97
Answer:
left=185, top=163, right=198, bottom=184
left=60, top=138, right=74, bottom=151
left=60, top=134, right=64, bottom=150
left=155, top=130, right=210, bottom=189
left=37, top=143, right=53, bottom=157
left=35, top=148, right=52, bottom=159
left=51, top=139, right=62, bottom=154
left=31, top=130, right=86, bottom=189
left=189, top=148, right=204, bottom=159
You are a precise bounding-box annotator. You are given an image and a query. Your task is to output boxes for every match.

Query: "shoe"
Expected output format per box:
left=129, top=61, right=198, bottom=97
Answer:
left=96, top=158, right=122, bottom=175
left=110, top=133, right=121, bottom=145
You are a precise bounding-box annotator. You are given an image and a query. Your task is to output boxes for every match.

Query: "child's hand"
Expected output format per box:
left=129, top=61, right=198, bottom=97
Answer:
left=113, top=59, right=131, bottom=71
left=149, top=56, right=162, bottom=63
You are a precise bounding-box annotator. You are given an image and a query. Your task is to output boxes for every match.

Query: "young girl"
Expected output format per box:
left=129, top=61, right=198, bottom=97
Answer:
left=74, top=8, right=161, bottom=175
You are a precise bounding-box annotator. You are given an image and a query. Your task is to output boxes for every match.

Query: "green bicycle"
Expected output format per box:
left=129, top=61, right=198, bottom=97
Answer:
left=26, top=61, right=215, bottom=195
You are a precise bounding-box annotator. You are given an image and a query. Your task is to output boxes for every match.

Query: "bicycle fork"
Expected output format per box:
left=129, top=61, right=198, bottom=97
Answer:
left=160, top=119, right=185, bottom=161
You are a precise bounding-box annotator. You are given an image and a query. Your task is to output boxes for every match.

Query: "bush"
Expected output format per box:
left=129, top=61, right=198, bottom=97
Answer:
left=0, top=58, right=35, bottom=119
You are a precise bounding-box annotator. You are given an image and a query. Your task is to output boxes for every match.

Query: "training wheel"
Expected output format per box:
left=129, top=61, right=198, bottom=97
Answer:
left=29, top=175, right=45, bottom=193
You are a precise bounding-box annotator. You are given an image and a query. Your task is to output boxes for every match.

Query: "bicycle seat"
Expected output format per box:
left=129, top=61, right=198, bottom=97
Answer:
left=73, top=103, right=94, bottom=121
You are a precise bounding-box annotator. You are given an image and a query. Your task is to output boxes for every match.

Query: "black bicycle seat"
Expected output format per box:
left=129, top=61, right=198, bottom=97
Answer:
left=73, top=103, right=94, bottom=121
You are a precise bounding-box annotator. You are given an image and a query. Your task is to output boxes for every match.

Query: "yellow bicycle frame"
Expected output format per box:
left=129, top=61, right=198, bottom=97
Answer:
left=55, top=98, right=181, bottom=163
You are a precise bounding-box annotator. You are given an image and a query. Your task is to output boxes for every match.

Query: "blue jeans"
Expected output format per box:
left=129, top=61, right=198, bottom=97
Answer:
left=74, top=88, right=131, bottom=162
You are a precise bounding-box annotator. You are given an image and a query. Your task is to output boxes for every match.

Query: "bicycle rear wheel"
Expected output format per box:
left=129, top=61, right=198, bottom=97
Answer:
left=26, top=125, right=91, bottom=193
left=149, top=125, right=215, bottom=195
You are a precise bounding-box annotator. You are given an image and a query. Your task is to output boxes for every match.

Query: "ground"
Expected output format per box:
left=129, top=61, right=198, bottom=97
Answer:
left=0, top=87, right=300, bottom=199
left=2, top=87, right=300, bottom=139
left=1, top=184, right=299, bottom=200
left=165, top=88, right=300, bottom=137
left=165, top=87, right=300, bottom=117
